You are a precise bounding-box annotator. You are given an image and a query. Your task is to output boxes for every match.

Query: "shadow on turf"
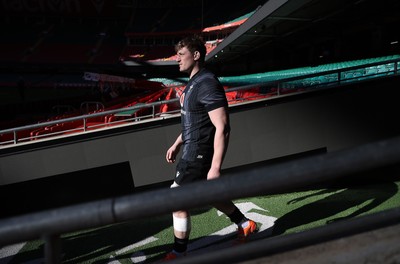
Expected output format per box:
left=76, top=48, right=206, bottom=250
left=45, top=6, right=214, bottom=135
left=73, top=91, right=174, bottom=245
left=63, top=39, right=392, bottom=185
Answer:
left=61, top=171, right=399, bottom=263
left=271, top=179, right=398, bottom=236
left=6, top=207, right=211, bottom=263
left=65, top=206, right=212, bottom=263
left=7, top=168, right=399, bottom=263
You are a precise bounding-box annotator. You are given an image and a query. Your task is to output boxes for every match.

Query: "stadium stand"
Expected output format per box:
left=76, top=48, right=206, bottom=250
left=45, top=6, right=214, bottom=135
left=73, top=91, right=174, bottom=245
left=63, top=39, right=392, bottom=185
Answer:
left=1, top=53, right=399, bottom=145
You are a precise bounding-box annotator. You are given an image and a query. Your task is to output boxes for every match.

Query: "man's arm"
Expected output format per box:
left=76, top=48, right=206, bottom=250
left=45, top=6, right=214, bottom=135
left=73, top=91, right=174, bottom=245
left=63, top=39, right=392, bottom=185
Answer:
left=166, top=133, right=183, bottom=163
left=208, top=106, right=230, bottom=180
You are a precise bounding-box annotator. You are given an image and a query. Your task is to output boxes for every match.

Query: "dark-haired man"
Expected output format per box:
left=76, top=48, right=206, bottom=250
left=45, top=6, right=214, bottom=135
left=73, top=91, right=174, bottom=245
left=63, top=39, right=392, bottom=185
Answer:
left=164, top=35, right=257, bottom=260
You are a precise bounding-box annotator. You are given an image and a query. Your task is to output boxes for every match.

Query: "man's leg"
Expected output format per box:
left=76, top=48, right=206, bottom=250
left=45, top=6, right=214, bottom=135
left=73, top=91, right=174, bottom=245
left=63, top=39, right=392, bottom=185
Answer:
left=164, top=210, right=190, bottom=260
left=164, top=179, right=191, bottom=260
left=214, top=201, right=258, bottom=242
left=172, top=210, right=191, bottom=253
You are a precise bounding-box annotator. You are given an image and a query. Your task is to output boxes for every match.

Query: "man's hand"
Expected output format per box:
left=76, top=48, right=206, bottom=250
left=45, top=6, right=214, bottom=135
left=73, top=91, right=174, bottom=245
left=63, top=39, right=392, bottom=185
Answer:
left=166, top=144, right=180, bottom=163
left=207, top=166, right=221, bottom=180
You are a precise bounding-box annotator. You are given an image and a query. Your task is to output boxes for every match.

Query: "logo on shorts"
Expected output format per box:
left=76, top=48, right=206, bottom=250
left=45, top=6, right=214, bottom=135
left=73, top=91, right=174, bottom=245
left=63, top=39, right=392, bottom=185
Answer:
left=197, top=155, right=203, bottom=159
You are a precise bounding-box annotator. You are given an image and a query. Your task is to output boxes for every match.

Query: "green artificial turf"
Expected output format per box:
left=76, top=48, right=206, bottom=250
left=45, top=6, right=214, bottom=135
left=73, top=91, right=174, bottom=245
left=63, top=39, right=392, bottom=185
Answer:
left=4, top=178, right=399, bottom=263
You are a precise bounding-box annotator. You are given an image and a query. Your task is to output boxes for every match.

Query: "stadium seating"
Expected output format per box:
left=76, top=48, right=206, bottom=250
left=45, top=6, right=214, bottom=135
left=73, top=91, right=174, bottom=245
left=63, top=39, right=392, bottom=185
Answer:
left=1, top=52, right=399, bottom=145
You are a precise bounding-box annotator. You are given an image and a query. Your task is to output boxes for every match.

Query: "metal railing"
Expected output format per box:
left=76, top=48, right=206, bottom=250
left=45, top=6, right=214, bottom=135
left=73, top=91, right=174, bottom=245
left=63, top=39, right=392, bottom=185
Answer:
left=0, top=98, right=181, bottom=146
left=0, top=135, right=400, bottom=263
left=1, top=57, right=399, bottom=146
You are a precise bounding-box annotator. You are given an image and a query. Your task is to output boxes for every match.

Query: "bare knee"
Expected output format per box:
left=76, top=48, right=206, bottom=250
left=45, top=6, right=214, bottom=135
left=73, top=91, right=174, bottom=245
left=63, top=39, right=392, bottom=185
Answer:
left=173, top=210, right=189, bottom=218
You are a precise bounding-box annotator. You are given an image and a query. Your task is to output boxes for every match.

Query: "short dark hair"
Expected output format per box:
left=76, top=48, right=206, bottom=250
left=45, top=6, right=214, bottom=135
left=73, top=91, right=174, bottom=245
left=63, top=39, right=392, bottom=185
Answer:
left=175, top=35, right=206, bottom=63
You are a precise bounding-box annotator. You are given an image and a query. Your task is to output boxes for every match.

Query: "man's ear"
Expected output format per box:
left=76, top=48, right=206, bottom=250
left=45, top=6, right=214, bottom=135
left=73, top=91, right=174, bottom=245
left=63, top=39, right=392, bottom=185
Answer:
left=193, top=51, right=200, bottom=61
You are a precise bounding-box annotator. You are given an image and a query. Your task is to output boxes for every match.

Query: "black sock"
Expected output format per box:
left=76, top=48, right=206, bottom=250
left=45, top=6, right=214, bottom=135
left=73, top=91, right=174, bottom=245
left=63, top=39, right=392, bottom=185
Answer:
left=173, top=236, right=188, bottom=253
left=227, top=207, right=247, bottom=225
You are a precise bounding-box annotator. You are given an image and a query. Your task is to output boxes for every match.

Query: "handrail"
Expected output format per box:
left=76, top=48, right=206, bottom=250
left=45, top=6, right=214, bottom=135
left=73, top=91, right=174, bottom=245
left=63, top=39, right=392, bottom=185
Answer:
left=0, top=135, right=400, bottom=260
left=0, top=98, right=178, bottom=136
left=1, top=57, right=399, bottom=146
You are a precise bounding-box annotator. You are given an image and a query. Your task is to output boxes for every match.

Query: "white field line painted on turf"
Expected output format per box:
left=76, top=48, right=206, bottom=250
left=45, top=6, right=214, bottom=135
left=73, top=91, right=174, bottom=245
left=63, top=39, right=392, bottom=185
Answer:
left=188, top=224, right=237, bottom=251
left=108, top=236, right=158, bottom=264
left=110, top=202, right=275, bottom=263
left=0, top=203, right=275, bottom=264
left=188, top=202, right=276, bottom=254
left=115, top=237, right=158, bottom=255
left=218, top=202, right=275, bottom=233
left=130, top=251, right=147, bottom=263
left=188, top=218, right=276, bottom=255
left=0, top=243, right=26, bottom=264
left=217, top=202, right=269, bottom=215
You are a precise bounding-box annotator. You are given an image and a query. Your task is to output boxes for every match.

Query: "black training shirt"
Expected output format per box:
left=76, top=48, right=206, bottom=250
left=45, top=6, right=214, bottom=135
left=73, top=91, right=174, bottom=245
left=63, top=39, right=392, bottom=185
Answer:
left=179, top=68, right=228, bottom=161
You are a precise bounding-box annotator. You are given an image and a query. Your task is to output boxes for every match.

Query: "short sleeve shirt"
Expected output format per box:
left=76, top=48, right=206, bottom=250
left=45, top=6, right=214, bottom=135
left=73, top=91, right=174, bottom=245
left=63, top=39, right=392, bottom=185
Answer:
left=179, top=68, right=228, bottom=161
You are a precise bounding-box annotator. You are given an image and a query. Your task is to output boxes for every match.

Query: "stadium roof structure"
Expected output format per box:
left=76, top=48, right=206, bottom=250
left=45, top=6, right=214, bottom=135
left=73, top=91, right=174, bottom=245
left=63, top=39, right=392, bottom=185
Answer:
left=205, top=0, right=400, bottom=74
left=120, top=0, right=400, bottom=76
left=1, top=0, right=399, bottom=77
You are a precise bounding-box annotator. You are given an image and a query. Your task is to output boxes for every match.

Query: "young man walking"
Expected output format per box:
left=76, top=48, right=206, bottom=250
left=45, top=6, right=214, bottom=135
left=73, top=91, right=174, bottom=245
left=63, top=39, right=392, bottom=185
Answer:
left=164, top=35, right=257, bottom=260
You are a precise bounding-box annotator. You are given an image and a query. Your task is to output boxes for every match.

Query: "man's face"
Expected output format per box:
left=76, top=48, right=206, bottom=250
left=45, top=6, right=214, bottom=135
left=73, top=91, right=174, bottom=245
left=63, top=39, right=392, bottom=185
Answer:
left=176, top=46, right=196, bottom=73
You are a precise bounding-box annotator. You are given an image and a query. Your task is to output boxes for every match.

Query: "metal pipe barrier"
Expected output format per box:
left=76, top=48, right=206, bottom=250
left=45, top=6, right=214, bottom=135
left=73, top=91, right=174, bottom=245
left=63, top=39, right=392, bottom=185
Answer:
left=174, top=207, right=400, bottom=264
left=0, top=135, right=400, bottom=262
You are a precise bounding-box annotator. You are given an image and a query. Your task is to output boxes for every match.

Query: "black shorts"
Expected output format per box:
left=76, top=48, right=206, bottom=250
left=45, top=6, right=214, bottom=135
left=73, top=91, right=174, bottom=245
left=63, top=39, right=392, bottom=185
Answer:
left=173, top=158, right=212, bottom=186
